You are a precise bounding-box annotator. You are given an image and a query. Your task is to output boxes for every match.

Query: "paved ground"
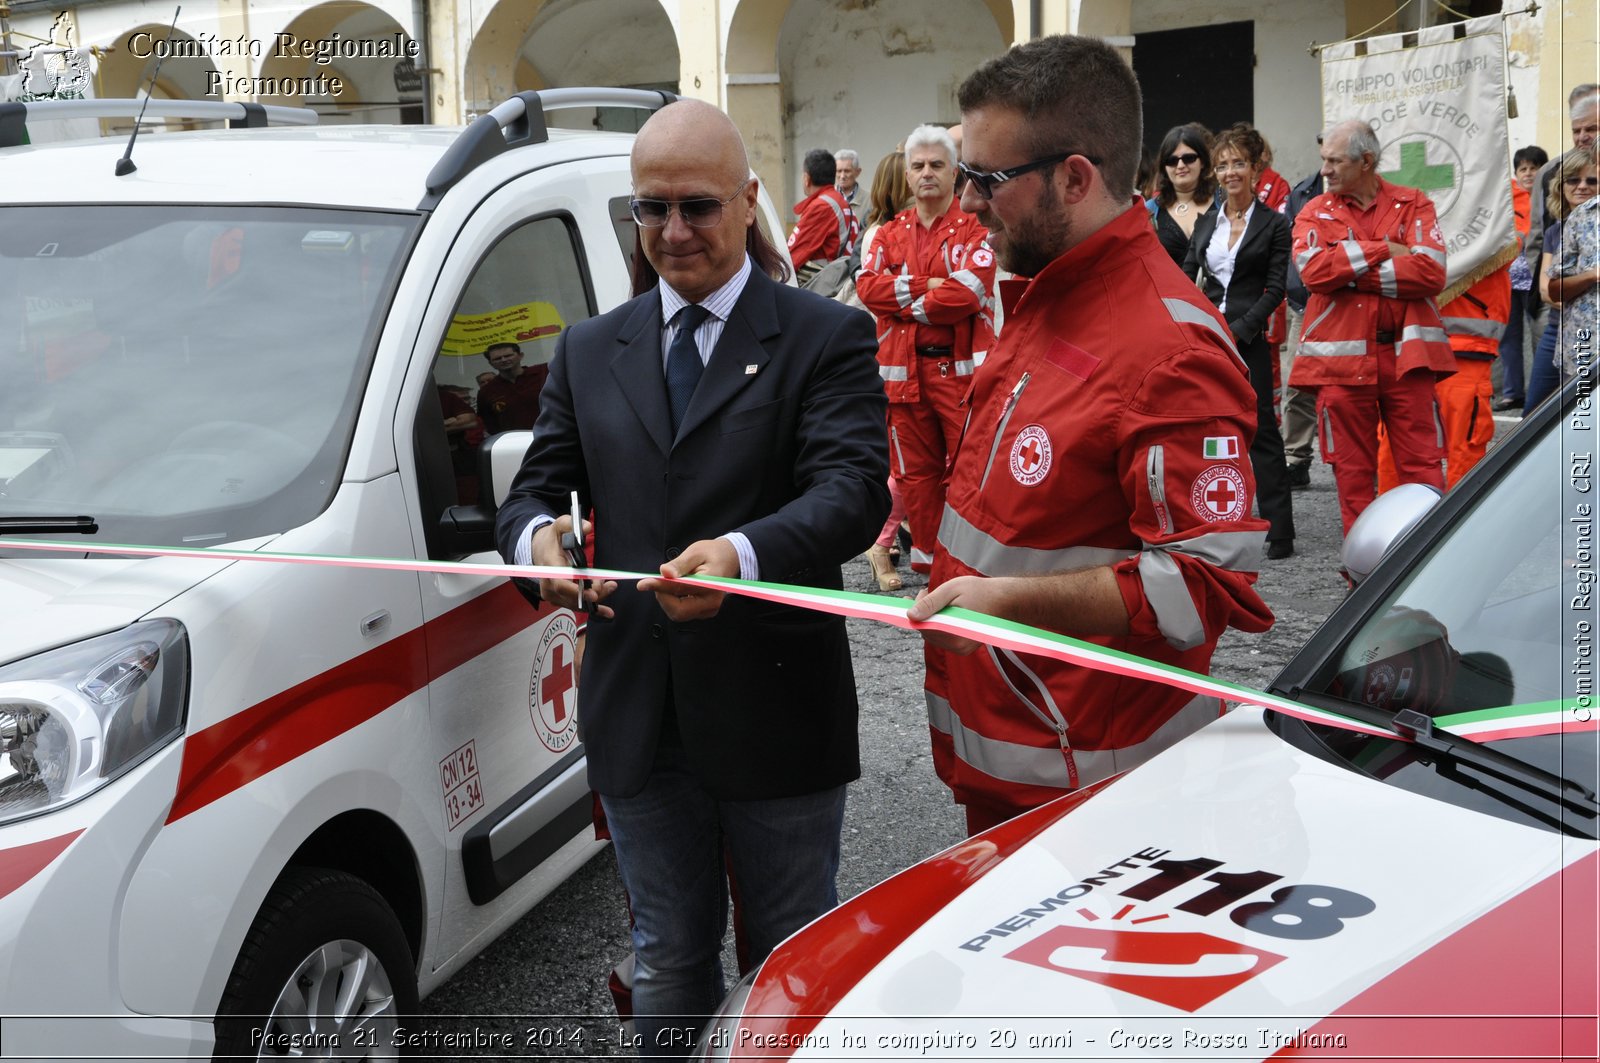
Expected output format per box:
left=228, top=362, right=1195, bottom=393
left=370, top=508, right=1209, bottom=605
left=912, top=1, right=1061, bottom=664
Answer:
left=418, top=413, right=1519, bottom=1059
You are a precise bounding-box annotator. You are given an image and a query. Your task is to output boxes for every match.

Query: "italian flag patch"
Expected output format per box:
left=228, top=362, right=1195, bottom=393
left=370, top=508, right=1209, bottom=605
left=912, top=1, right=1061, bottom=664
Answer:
left=1203, top=436, right=1240, bottom=460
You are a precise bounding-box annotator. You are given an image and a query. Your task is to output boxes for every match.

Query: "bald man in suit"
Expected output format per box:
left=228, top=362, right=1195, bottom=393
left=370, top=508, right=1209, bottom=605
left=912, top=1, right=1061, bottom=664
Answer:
left=496, top=99, right=888, bottom=1060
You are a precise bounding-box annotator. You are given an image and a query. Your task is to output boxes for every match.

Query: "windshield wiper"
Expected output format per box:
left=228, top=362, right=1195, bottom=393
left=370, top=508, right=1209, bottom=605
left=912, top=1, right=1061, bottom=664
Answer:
left=0, top=516, right=99, bottom=535
left=1291, top=689, right=1599, bottom=818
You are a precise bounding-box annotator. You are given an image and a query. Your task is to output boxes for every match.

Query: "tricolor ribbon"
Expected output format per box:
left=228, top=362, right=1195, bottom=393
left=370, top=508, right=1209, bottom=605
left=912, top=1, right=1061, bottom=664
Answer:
left=3, top=537, right=1593, bottom=743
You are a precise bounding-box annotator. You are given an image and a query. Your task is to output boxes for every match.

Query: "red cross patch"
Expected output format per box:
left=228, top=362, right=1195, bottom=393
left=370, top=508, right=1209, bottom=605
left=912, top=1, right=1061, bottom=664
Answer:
left=1009, top=424, right=1052, bottom=486
left=530, top=613, right=580, bottom=753
left=1189, top=465, right=1248, bottom=523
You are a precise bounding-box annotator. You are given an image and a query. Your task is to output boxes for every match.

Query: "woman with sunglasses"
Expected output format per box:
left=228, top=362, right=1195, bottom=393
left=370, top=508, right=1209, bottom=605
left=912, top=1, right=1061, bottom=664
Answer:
left=1146, top=123, right=1217, bottom=267
left=1181, top=127, right=1296, bottom=559
left=1526, top=146, right=1599, bottom=410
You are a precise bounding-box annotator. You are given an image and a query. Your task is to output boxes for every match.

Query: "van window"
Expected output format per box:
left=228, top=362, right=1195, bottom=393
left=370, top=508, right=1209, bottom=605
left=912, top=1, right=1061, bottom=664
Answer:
left=427, top=215, right=595, bottom=510
left=0, top=206, right=417, bottom=548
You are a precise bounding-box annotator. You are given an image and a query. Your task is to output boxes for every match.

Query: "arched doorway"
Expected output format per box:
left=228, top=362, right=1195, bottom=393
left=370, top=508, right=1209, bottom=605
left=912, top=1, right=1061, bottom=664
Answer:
left=462, top=0, right=677, bottom=129
left=257, top=1, right=423, bottom=124
left=96, top=25, right=220, bottom=106
left=775, top=0, right=1007, bottom=213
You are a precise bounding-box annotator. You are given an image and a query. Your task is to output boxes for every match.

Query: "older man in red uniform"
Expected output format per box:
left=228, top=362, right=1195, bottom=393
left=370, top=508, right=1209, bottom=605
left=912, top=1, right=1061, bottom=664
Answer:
left=1288, top=119, right=1455, bottom=534
left=908, top=37, right=1273, bottom=833
left=855, top=124, right=997, bottom=573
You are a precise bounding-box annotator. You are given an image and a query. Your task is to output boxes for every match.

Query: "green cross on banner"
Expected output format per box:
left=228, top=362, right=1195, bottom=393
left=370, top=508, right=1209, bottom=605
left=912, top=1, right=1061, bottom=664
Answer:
left=1381, top=141, right=1455, bottom=193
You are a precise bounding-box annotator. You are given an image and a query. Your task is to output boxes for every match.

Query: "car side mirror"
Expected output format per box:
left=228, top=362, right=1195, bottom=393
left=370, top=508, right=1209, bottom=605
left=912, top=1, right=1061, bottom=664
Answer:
left=438, top=431, right=535, bottom=555
left=1341, top=482, right=1442, bottom=585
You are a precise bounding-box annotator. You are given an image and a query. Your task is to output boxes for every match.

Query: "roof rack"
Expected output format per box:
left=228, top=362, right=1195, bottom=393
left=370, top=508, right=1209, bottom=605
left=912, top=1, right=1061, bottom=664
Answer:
left=418, top=86, right=677, bottom=211
left=0, top=98, right=318, bottom=149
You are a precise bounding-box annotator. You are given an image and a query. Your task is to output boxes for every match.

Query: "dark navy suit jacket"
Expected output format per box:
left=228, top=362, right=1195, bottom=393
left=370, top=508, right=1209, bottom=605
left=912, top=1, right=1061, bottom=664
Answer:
left=495, top=266, right=889, bottom=800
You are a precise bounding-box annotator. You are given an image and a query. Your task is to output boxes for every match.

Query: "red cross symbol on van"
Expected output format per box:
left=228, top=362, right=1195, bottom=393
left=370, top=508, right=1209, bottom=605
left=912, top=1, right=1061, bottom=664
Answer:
left=540, top=643, right=574, bottom=724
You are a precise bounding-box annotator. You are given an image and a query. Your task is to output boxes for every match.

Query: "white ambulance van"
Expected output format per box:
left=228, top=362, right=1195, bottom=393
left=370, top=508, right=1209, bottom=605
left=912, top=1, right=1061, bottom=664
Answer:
left=0, top=90, right=785, bottom=1061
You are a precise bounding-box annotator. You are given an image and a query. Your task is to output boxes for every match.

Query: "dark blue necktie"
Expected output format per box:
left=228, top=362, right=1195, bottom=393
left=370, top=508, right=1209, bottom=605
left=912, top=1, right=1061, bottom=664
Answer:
left=666, top=303, right=711, bottom=434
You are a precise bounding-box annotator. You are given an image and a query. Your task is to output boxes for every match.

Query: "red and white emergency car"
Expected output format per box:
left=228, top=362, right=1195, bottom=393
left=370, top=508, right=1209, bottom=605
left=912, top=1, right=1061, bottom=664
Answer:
left=694, top=380, right=1598, bottom=1061
left=0, top=90, right=786, bottom=1060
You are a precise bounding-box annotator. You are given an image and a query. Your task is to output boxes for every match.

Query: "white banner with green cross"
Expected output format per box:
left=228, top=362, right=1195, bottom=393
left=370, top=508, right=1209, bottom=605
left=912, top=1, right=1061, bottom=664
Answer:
left=1319, top=15, right=1517, bottom=302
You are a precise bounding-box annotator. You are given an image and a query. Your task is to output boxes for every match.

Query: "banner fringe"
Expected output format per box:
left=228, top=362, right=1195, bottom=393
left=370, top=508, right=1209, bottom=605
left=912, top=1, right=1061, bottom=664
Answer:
left=1439, top=240, right=1519, bottom=306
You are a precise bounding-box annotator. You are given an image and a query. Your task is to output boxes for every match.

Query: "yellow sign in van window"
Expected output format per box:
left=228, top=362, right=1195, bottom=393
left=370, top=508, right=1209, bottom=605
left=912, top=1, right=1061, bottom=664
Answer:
left=440, top=301, right=565, bottom=357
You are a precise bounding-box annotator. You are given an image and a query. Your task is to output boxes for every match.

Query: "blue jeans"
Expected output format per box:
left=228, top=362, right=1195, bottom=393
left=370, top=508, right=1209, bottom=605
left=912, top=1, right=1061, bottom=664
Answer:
left=599, top=747, right=847, bottom=1061
left=1527, top=315, right=1564, bottom=412
left=1497, top=289, right=1532, bottom=404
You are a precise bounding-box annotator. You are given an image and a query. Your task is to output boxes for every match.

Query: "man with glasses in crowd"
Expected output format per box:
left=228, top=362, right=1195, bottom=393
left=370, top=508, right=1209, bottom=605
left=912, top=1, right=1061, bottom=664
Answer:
left=906, top=35, right=1273, bottom=834
left=496, top=98, right=888, bottom=1060
left=856, top=124, right=997, bottom=574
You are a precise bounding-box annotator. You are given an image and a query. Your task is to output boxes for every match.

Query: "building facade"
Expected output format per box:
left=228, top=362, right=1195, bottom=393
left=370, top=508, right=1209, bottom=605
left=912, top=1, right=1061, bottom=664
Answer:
left=3, top=0, right=1594, bottom=218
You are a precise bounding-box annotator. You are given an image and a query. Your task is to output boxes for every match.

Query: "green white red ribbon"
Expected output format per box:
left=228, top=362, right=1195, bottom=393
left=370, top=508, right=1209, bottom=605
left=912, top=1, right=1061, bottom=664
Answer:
left=3, top=537, right=1593, bottom=743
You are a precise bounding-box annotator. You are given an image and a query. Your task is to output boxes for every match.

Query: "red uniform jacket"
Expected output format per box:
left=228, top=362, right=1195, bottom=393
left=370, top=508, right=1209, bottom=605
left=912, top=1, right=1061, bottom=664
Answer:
left=1287, top=178, right=1455, bottom=387
left=788, top=184, right=858, bottom=270
left=854, top=202, right=997, bottom=403
left=926, top=204, right=1274, bottom=813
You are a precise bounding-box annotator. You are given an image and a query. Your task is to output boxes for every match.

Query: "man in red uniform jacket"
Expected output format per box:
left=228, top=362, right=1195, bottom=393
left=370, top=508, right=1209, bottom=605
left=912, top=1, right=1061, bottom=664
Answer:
left=1287, top=119, right=1455, bottom=534
left=855, top=124, right=997, bottom=573
left=908, top=36, right=1273, bottom=834
left=788, top=148, right=858, bottom=282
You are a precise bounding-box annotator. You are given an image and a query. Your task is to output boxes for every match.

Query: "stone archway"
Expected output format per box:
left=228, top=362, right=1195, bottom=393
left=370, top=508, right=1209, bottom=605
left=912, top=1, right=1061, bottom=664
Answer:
left=460, top=0, right=677, bottom=128
left=775, top=0, right=1008, bottom=213
left=522, top=0, right=679, bottom=131
left=458, top=0, right=547, bottom=116
left=725, top=0, right=788, bottom=204
left=255, top=1, right=422, bottom=123
left=94, top=26, right=220, bottom=132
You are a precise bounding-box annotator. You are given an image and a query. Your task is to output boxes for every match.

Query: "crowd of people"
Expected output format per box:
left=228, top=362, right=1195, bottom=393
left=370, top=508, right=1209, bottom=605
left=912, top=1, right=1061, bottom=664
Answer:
left=484, top=37, right=1597, bottom=1059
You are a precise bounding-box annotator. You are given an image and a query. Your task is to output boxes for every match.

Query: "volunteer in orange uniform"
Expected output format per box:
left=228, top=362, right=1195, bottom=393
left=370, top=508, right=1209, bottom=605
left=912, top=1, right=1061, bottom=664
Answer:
left=1288, top=119, right=1455, bottom=534
left=855, top=124, right=997, bottom=573
left=908, top=37, right=1273, bottom=833
left=1434, top=267, right=1510, bottom=486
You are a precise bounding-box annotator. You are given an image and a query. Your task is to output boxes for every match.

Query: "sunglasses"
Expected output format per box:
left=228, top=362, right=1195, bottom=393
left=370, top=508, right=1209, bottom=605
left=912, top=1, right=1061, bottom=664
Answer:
left=1564, top=176, right=1600, bottom=187
left=629, top=181, right=750, bottom=228
left=956, top=151, right=1100, bottom=200
left=1165, top=152, right=1201, bottom=167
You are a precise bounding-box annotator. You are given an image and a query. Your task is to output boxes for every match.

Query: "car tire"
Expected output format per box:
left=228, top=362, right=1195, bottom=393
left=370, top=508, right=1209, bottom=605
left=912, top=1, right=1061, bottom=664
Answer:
left=212, top=867, right=418, bottom=1061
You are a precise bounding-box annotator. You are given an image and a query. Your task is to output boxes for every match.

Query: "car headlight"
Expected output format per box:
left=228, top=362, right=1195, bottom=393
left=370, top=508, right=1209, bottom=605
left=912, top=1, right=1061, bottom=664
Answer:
left=0, top=619, right=188, bottom=825
left=693, top=966, right=759, bottom=1061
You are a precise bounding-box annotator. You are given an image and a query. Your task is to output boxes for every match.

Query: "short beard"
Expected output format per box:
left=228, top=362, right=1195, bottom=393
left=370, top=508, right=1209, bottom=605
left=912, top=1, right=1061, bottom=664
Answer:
left=998, top=175, right=1072, bottom=278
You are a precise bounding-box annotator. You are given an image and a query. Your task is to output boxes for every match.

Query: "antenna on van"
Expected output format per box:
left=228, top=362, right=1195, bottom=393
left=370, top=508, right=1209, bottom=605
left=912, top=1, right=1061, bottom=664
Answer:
left=115, top=5, right=181, bottom=177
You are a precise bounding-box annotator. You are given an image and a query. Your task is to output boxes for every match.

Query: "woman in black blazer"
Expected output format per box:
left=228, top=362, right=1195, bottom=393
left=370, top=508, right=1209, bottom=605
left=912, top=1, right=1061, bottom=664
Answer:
left=1182, top=126, right=1295, bottom=558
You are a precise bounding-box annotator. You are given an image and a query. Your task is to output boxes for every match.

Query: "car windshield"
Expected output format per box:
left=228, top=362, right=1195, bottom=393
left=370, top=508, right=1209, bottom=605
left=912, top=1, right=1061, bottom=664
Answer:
left=1289, top=404, right=1599, bottom=834
left=0, top=206, right=417, bottom=548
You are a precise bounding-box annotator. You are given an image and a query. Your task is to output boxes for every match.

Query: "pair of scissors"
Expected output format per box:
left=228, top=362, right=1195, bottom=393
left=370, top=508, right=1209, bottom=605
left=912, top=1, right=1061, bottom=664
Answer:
left=558, top=490, right=589, bottom=615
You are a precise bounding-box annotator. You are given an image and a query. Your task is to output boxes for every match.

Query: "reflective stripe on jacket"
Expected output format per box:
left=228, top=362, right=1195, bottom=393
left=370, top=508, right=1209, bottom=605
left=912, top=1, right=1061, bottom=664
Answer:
left=788, top=184, right=859, bottom=270
left=1288, top=178, right=1456, bottom=387
left=1439, top=267, right=1512, bottom=357
left=855, top=204, right=997, bottom=403
left=925, top=204, right=1273, bottom=813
